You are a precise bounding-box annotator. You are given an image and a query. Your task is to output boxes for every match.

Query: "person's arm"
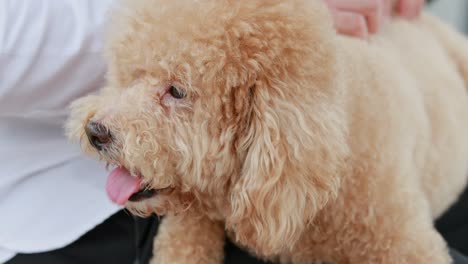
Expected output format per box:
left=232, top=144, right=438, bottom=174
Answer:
left=0, top=0, right=113, bottom=118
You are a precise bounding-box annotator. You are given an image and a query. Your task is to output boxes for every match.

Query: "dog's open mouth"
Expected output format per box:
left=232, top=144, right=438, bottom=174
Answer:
left=128, top=187, right=170, bottom=202
left=106, top=167, right=168, bottom=205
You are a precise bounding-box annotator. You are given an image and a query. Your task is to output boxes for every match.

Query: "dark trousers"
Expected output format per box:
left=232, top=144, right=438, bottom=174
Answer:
left=5, top=211, right=267, bottom=264
left=7, top=187, right=468, bottom=264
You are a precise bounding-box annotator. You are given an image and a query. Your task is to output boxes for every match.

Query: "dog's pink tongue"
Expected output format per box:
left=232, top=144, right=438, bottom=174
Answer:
left=106, top=167, right=141, bottom=205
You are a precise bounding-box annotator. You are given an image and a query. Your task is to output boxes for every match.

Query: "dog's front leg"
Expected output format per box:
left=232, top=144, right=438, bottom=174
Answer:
left=150, top=211, right=225, bottom=264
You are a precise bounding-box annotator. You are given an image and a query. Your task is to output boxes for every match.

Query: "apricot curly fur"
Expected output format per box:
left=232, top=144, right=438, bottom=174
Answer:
left=67, top=0, right=468, bottom=263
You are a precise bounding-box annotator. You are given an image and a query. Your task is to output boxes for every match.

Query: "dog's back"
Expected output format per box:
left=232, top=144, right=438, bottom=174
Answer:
left=416, top=15, right=468, bottom=217
left=284, top=14, right=468, bottom=264
left=336, top=14, right=468, bottom=219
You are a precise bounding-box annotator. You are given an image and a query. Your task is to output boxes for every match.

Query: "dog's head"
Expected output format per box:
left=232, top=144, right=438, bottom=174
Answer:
left=66, top=0, right=349, bottom=255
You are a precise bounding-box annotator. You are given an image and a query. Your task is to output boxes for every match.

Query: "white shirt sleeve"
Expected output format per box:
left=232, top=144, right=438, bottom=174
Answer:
left=0, top=247, right=14, bottom=264
left=0, top=0, right=114, bottom=118
left=0, top=1, right=119, bottom=262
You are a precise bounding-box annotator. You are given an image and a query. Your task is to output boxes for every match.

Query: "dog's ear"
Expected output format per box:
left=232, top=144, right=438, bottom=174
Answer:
left=227, top=76, right=349, bottom=255
left=203, top=0, right=350, bottom=254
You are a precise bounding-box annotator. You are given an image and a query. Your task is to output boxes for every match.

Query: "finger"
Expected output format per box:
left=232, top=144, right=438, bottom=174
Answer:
left=383, top=0, right=400, bottom=16
left=397, top=0, right=425, bottom=19
left=326, top=0, right=384, bottom=34
left=331, top=10, right=369, bottom=38
left=366, top=0, right=384, bottom=34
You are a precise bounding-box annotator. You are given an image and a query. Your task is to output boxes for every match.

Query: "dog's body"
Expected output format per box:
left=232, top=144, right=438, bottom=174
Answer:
left=248, top=18, right=468, bottom=263
left=67, top=1, right=468, bottom=263
left=273, top=17, right=468, bottom=263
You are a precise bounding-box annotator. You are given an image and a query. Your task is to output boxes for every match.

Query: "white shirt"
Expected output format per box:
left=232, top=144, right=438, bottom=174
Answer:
left=0, top=0, right=120, bottom=262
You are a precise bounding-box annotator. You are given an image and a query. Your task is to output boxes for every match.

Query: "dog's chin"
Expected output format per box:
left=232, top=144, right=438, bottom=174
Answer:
left=125, top=188, right=194, bottom=217
left=126, top=194, right=172, bottom=217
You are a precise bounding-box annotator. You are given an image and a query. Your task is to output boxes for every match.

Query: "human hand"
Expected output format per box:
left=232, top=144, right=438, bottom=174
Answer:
left=324, top=0, right=425, bottom=38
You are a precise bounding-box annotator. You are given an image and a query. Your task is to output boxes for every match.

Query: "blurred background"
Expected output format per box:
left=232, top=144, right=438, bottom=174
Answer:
left=428, top=0, right=468, bottom=33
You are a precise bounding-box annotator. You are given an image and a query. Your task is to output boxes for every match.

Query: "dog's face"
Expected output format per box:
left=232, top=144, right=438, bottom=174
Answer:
left=67, top=0, right=349, bottom=255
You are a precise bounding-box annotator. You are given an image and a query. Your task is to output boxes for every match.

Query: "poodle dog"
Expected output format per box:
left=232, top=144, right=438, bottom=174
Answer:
left=66, top=0, right=468, bottom=263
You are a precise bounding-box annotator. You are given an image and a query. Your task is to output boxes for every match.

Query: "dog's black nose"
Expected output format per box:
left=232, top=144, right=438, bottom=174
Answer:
left=85, top=121, right=112, bottom=151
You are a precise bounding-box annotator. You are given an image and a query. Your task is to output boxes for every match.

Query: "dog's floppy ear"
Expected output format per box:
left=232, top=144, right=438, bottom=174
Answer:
left=212, top=0, right=350, bottom=254
left=227, top=76, right=349, bottom=255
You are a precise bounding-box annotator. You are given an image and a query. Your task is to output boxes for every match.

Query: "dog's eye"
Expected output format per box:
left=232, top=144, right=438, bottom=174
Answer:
left=168, top=85, right=186, bottom=99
